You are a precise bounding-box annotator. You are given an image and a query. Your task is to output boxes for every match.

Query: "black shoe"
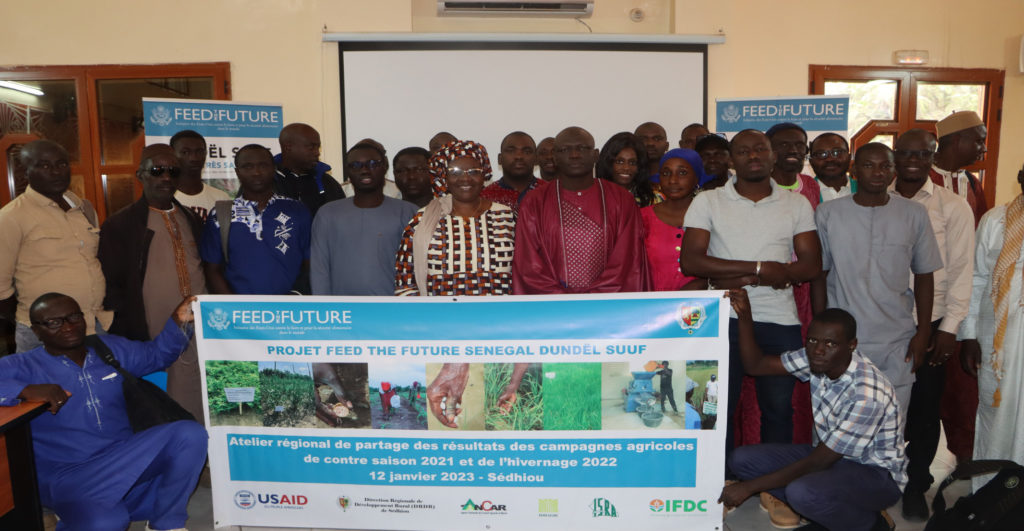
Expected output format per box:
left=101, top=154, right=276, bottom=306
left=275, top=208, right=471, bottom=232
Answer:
left=794, top=521, right=827, bottom=531
left=901, top=488, right=928, bottom=522
left=872, top=510, right=896, bottom=531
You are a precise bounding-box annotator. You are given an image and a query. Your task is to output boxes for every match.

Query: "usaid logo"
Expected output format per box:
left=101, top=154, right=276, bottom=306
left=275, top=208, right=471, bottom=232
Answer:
left=149, top=105, right=173, bottom=127
left=234, top=490, right=256, bottom=509
left=206, top=307, right=231, bottom=331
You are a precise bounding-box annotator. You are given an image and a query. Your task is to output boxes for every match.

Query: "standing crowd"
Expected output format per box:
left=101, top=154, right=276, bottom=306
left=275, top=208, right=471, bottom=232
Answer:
left=0, top=109, right=1020, bottom=531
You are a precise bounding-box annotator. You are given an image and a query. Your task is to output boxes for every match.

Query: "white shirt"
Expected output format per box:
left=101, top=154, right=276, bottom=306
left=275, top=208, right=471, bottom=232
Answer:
left=931, top=165, right=973, bottom=201
left=889, top=179, right=975, bottom=334
left=817, top=175, right=855, bottom=202
left=684, top=178, right=817, bottom=325
left=174, top=184, right=231, bottom=223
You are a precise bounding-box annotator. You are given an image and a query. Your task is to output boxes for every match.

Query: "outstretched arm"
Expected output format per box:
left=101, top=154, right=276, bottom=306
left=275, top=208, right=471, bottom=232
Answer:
left=727, top=289, right=788, bottom=376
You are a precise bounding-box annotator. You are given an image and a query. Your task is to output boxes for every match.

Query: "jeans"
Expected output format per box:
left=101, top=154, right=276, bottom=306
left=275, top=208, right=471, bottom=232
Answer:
left=726, top=319, right=802, bottom=456
left=729, top=444, right=902, bottom=531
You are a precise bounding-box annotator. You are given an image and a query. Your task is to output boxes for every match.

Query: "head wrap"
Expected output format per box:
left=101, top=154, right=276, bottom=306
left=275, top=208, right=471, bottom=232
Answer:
left=686, top=377, right=697, bottom=393
left=427, top=140, right=493, bottom=197
left=658, top=148, right=712, bottom=189
left=381, top=382, right=391, bottom=392
left=936, top=111, right=984, bottom=138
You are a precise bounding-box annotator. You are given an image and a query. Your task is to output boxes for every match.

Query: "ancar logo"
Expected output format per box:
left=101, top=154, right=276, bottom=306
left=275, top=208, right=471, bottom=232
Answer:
left=590, top=498, right=618, bottom=517
left=461, top=499, right=507, bottom=513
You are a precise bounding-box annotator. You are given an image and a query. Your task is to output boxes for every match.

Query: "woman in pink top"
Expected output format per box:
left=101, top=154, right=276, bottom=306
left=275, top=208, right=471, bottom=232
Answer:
left=641, top=148, right=713, bottom=291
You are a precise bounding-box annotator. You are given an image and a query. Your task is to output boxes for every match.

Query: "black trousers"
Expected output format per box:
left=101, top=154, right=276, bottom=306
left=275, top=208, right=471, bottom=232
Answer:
left=904, top=320, right=947, bottom=492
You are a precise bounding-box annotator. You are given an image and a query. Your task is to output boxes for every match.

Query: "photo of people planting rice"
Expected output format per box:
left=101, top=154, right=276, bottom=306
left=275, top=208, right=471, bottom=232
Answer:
left=369, top=364, right=428, bottom=430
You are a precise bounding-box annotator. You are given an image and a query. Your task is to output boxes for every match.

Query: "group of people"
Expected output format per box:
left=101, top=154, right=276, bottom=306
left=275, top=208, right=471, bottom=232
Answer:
left=0, top=107, right=1020, bottom=531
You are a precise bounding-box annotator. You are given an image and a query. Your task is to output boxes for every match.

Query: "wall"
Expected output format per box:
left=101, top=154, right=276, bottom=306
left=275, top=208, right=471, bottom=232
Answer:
left=2, top=0, right=1021, bottom=203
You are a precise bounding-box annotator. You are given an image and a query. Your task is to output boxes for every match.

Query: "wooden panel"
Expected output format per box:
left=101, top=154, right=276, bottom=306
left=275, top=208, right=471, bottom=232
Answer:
left=0, top=436, right=12, bottom=517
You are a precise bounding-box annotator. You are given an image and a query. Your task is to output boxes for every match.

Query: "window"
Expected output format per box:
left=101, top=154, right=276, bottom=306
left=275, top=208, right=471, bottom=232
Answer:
left=809, top=65, right=1004, bottom=205
left=0, top=63, right=230, bottom=219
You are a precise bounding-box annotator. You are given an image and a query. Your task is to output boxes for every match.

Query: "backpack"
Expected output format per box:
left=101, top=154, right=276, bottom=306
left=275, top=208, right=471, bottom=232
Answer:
left=924, top=460, right=1024, bottom=531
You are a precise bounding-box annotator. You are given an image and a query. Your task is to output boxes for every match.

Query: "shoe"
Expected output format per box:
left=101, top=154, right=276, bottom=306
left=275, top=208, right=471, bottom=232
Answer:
left=760, top=492, right=802, bottom=529
left=146, top=526, right=188, bottom=531
left=872, top=510, right=896, bottom=531
left=901, top=488, right=928, bottom=522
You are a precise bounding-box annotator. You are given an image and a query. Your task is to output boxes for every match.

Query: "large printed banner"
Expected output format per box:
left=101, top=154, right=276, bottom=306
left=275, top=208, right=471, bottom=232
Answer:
left=715, top=94, right=850, bottom=138
left=195, top=293, right=729, bottom=530
left=142, top=97, right=283, bottom=193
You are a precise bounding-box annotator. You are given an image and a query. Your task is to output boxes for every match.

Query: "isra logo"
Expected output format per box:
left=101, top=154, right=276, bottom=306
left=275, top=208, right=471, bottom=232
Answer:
left=649, top=498, right=708, bottom=513
left=461, top=499, right=507, bottom=513
left=590, top=498, right=618, bottom=517
left=538, top=498, right=558, bottom=516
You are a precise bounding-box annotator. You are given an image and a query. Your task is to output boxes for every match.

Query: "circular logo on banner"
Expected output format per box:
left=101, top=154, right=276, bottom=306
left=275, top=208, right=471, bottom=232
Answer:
left=677, top=304, right=707, bottom=334
left=234, top=490, right=256, bottom=509
left=649, top=499, right=666, bottom=512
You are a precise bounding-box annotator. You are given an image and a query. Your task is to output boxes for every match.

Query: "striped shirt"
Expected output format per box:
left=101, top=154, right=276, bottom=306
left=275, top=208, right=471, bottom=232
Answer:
left=781, top=348, right=908, bottom=489
left=394, top=203, right=516, bottom=296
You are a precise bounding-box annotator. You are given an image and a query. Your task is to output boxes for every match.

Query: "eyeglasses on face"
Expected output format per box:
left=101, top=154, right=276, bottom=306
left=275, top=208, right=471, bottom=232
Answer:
left=32, top=312, right=85, bottom=331
left=810, top=148, right=849, bottom=160
left=347, top=160, right=384, bottom=170
left=147, top=166, right=181, bottom=178
left=447, top=168, right=485, bottom=179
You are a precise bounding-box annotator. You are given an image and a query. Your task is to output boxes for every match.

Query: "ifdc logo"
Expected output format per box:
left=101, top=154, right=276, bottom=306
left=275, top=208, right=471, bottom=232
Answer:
left=234, top=490, right=256, bottom=509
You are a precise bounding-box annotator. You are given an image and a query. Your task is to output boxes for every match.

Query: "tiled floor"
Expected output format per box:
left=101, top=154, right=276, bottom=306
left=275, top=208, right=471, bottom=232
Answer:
left=114, top=433, right=970, bottom=531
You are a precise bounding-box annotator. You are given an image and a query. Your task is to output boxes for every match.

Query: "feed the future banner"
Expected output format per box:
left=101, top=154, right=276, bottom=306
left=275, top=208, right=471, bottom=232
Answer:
left=715, top=94, right=850, bottom=138
left=195, top=293, right=729, bottom=530
left=142, top=97, right=283, bottom=194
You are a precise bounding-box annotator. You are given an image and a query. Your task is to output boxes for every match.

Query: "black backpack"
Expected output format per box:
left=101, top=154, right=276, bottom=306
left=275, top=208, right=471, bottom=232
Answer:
left=925, top=460, right=1024, bottom=531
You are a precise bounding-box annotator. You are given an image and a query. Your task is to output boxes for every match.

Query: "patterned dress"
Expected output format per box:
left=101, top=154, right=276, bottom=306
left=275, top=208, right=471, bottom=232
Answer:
left=394, top=202, right=516, bottom=296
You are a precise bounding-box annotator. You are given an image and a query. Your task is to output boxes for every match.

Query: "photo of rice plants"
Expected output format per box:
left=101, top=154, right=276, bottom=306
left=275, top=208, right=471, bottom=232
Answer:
left=485, top=363, right=542, bottom=431
left=258, top=362, right=316, bottom=428
left=541, top=363, right=601, bottom=430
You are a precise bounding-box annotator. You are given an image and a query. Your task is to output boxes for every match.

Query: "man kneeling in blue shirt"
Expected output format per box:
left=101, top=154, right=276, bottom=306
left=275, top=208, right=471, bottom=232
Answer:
left=719, top=289, right=904, bottom=531
left=0, top=293, right=206, bottom=531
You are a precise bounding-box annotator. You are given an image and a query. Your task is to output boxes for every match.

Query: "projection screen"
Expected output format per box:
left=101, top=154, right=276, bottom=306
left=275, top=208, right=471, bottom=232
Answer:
left=336, top=38, right=709, bottom=180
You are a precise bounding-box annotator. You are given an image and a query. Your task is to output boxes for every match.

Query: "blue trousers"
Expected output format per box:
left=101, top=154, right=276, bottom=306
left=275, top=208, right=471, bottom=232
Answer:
left=44, top=420, right=207, bottom=531
left=726, top=319, right=802, bottom=455
left=729, top=444, right=902, bottom=531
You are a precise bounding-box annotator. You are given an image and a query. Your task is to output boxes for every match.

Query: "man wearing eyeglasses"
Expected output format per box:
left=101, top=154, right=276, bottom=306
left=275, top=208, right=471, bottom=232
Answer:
left=890, top=128, right=974, bottom=521
left=98, top=143, right=207, bottom=421
left=813, top=143, right=942, bottom=419
left=273, top=122, right=345, bottom=217
left=0, top=293, right=206, bottom=531
left=311, top=142, right=417, bottom=296
left=513, top=126, right=649, bottom=294
left=809, top=133, right=855, bottom=202
left=0, top=139, right=111, bottom=353
left=202, top=144, right=312, bottom=295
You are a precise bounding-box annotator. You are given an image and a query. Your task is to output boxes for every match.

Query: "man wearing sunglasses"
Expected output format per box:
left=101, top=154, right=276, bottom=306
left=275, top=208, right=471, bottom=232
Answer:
left=0, top=139, right=111, bottom=353
left=311, top=142, right=417, bottom=296
left=98, top=144, right=207, bottom=421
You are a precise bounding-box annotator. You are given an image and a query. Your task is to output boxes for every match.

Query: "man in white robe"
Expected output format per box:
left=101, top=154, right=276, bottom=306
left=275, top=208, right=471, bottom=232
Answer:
left=960, top=164, right=1024, bottom=490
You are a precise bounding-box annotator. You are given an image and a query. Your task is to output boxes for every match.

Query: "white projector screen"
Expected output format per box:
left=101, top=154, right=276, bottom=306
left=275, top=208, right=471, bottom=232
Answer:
left=339, top=42, right=707, bottom=180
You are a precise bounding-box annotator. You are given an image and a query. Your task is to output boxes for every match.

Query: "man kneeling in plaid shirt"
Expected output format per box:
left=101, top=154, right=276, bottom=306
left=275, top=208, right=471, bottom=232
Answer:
left=719, top=289, right=906, bottom=531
